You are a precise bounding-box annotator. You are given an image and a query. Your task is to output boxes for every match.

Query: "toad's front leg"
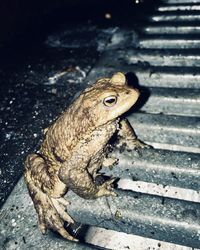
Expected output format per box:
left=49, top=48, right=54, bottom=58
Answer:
left=59, top=166, right=117, bottom=199
left=117, top=118, right=150, bottom=150
left=87, top=149, right=118, bottom=179
left=24, top=154, right=77, bottom=241
left=59, top=149, right=117, bottom=199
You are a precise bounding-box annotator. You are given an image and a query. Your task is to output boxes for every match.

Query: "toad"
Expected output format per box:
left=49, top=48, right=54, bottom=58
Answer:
left=24, top=72, right=147, bottom=241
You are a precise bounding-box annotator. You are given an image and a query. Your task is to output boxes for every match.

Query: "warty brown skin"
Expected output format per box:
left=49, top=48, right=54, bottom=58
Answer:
left=24, top=72, right=148, bottom=241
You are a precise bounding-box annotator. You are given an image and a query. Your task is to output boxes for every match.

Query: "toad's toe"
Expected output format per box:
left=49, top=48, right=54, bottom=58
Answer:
left=51, top=197, right=74, bottom=224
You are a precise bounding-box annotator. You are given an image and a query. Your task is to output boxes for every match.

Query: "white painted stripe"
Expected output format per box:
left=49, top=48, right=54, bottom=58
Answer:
left=163, top=0, right=200, bottom=4
left=158, top=5, right=200, bottom=11
left=147, top=141, right=200, bottom=154
left=144, top=26, right=200, bottom=34
left=85, top=227, right=200, bottom=250
left=118, top=179, right=200, bottom=203
left=151, top=15, right=200, bottom=22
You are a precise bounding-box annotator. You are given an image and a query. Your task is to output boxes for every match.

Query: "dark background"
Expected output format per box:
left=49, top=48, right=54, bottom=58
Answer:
left=0, top=0, right=159, bottom=46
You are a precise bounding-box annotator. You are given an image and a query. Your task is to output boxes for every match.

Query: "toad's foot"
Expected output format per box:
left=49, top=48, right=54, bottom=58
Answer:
left=97, top=177, right=118, bottom=197
left=34, top=191, right=78, bottom=242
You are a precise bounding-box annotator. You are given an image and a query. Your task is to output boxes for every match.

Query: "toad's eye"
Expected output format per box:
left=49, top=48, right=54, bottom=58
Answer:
left=103, top=95, right=117, bottom=107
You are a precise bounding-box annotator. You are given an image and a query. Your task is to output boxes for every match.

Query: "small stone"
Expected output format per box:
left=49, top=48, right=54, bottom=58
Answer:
left=115, top=210, right=122, bottom=219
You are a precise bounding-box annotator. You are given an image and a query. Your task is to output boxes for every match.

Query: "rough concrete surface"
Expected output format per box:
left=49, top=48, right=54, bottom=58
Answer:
left=0, top=179, right=95, bottom=250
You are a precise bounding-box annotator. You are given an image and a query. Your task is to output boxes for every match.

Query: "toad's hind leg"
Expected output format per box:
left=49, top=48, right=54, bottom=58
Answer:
left=24, top=154, right=77, bottom=241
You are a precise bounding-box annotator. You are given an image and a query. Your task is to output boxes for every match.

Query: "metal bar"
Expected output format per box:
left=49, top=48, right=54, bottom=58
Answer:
left=68, top=189, right=200, bottom=248
left=115, top=48, right=200, bottom=67
left=141, top=87, right=200, bottom=117
left=143, top=25, right=200, bottom=35
left=128, top=113, right=200, bottom=153
left=149, top=14, right=200, bottom=22
left=85, top=226, right=198, bottom=250
left=87, top=65, right=200, bottom=88
left=139, top=37, right=200, bottom=49
left=161, top=0, right=200, bottom=4
left=106, top=148, right=200, bottom=190
left=157, top=5, right=200, bottom=12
